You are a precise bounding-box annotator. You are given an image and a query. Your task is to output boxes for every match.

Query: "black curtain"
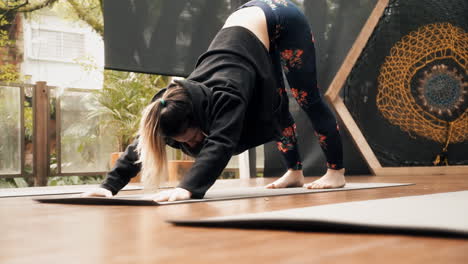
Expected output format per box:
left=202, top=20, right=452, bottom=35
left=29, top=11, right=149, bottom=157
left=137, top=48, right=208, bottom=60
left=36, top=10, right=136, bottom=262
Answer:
left=104, top=0, right=244, bottom=77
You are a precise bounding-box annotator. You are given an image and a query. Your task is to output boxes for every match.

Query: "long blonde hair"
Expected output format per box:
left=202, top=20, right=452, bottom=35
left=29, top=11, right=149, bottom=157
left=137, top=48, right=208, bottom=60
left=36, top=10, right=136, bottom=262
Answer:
left=136, top=84, right=193, bottom=191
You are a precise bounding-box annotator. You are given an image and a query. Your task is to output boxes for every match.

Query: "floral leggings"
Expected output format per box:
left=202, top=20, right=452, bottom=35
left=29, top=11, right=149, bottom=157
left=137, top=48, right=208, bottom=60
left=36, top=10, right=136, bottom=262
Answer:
left=239, top=0, right=344, bottom=170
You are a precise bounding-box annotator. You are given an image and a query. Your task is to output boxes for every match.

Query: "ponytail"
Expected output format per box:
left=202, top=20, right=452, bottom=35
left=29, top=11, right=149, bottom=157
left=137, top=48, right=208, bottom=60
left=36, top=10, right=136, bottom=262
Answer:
left=137, top=99, right=167, bottom=191
left=136, top=84, right=194, bottom=191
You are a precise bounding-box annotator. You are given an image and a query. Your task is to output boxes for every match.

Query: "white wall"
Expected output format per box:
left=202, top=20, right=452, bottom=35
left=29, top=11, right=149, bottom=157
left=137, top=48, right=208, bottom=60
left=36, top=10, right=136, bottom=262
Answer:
left=21, top=11, right=104, bottom=89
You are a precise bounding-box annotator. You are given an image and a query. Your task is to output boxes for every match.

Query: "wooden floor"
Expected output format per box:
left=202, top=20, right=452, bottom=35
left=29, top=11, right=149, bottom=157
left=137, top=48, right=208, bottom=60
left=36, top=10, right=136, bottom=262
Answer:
left=1, top=175, right=468, bottom=264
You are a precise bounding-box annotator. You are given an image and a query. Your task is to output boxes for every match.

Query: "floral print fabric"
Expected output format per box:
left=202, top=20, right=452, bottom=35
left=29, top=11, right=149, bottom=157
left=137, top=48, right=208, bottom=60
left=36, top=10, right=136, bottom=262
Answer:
left=238, top=0, right=344, bottom=170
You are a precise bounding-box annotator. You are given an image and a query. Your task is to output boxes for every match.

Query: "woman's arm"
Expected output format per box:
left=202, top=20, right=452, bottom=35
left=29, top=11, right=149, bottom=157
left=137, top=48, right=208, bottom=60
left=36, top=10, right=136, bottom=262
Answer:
left=100, top=138, right=141, bottom=195
left=178, top=85, right=250, bottom=198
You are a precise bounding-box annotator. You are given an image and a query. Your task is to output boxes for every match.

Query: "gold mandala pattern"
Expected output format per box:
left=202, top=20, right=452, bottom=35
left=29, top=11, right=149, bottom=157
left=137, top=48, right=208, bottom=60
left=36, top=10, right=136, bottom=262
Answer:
left=376, top=23, right=468, bottom=144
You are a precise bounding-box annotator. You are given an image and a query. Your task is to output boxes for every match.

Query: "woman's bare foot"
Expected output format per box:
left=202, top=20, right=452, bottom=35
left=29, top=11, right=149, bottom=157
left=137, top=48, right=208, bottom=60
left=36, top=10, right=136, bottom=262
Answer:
left=304, top=168, right=346, bottom=189
left=265, top=169, right=304, bottom=189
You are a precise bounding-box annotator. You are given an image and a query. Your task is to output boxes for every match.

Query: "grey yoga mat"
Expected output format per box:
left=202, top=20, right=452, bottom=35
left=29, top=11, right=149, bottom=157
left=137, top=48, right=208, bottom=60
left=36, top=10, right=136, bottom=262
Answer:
left=169, top=190, right=468, bottom=238
left=34, top=182, right=412, bottom=205
left=0, top=184, right=142, bottom=198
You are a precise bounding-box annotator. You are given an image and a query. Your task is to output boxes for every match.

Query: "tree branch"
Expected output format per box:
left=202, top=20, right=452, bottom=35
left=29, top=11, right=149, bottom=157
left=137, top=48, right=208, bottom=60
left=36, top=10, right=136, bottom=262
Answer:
left=98, top=0, right=103, bottom=14
left=68, top=0, right=104, bottom=37
left=0, top=1, right=26, bottom=24
left=0, top=0, right=59, bottom=13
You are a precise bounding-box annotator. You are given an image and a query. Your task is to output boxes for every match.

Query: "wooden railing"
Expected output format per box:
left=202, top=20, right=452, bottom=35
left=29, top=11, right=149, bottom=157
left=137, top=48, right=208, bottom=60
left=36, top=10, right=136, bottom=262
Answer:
left=0, top=82, right=107, bottom=185
left=0, top=81, right=262, bottom=186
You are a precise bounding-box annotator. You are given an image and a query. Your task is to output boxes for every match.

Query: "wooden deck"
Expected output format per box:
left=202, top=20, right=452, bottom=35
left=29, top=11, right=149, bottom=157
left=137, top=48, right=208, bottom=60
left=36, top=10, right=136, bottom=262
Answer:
left=1, top=175, right=468, bottom=264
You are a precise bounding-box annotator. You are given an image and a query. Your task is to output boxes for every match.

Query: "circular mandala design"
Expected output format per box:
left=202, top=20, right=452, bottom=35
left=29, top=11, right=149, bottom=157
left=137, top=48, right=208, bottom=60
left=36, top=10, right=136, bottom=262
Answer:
left=376, top=23, right=468, bottom=144
left=417, top=64, right=465, bottom=117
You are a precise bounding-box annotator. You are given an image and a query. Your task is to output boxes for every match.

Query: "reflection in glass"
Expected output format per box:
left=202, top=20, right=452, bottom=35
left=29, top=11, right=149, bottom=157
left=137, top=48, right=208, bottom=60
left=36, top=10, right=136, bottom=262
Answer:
left=59, top=90, right=116, bottom=173
left=0, top=86, right=21, bottom=174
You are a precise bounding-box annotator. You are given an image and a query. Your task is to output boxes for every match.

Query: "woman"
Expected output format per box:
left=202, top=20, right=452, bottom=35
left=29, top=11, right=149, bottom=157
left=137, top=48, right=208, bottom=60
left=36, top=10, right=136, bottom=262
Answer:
left=83, top=0, right=345, bottom=201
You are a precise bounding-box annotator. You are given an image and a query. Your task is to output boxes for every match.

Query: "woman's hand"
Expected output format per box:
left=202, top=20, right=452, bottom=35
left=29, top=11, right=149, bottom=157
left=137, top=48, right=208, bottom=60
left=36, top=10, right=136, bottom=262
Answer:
left=150, top=187, right=192, bottom=202
left=80, top=188, right=113, bottom=198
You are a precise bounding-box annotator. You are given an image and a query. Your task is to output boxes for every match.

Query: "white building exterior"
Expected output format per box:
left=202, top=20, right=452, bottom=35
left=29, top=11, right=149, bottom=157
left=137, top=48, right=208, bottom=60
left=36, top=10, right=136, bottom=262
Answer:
left=21, top=9, right=104, bottom=89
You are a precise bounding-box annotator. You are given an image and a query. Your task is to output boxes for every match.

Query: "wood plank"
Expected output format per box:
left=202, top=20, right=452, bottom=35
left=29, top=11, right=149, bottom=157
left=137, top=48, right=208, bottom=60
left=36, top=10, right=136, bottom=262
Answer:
left=1, top=175, right=468, bottom=264
left=330, top=97, right=467, bottom=176
left=325, top=0, right=389, bottom=101
left=332, top=97, right=382, bottom=172
left=374, top=166, right=468, bottom=176
left=33, top=81, right=49, bottom=186
left=20, top=85, right=25, bottom=177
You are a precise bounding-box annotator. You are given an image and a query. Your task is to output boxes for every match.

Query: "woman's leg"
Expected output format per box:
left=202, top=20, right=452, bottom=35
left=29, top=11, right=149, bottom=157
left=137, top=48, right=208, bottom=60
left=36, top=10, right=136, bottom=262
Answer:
left=237, top=1, right=306, bottom=188
left=273, top=1, right=345, bottom=188
left=266, top=87, right=305, bottom=188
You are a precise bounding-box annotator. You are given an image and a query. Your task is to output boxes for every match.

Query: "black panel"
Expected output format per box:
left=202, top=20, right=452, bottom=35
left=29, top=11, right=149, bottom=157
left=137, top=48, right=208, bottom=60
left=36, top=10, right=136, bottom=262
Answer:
left=344, top=0, right=468, bottom=167
left=104, top=0, right=238, bottom=77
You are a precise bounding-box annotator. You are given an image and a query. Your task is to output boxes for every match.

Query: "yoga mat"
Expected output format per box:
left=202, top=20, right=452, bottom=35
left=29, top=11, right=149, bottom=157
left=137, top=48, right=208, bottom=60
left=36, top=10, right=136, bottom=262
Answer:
left=0, top=184, right=142, bottom=198
left=34, top=182, right=412, bottom=206
left=170, top=191, right=468, bottom=238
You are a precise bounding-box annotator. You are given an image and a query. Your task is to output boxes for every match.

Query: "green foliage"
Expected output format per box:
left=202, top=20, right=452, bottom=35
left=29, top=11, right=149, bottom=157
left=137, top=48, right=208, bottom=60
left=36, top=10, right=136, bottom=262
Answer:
left=89, top=70, right=170, bottom=151
left=13, top=177, right=28, bottom=187
left=0, top=88, right=21, bottom=172
left=0, top=64, right=20, bottom=82
left=0, top=150, right=103, bottom=189
left=0, top=175, right=105, bottom=188
left=0, top=0, right=60, bottom=13
left=24, top=100, right=33, bottom=141
left=48, top=175, right=105, bottom=186
left=0, top=179, right=17, bottom=188
left=219, top=171, right=237, bottom=180
left=53, top=0, right=103, bottom=36
left=49, top=153, right=58, bottom=175
left=0, top=14, right=20, bottom=82
left=0, top=16, right=14, bottom=46
left=76, top=134, right=98, bottom=162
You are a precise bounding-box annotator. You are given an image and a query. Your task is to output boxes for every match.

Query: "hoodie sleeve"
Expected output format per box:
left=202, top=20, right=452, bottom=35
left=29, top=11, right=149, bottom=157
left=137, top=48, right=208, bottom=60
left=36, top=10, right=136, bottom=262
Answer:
left=101, top=87, right=171, bottom=194
left=100, top=136, right=192, bottom=195
left=100, top=138, right=141, bottom=195
left=178, top=80, right=253, bottom=198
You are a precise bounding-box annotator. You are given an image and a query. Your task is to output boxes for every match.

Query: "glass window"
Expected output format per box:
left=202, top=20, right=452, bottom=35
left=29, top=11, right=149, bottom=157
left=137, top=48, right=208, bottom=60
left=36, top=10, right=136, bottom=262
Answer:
left=58, top=89, right=116, bottom=173
left=0, top=86, right=21, bottom=175
left=31, top=29, right=85, bottom=61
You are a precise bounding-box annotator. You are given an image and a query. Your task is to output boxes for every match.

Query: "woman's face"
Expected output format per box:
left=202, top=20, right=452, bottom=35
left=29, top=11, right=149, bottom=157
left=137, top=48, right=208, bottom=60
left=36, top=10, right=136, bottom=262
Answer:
left=172, top=127, right=206, bottom=148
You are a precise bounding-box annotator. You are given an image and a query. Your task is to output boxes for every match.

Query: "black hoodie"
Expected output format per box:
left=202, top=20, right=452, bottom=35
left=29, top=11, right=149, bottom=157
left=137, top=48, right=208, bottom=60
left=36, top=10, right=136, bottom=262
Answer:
left=101, top=26, right=286, bottom=198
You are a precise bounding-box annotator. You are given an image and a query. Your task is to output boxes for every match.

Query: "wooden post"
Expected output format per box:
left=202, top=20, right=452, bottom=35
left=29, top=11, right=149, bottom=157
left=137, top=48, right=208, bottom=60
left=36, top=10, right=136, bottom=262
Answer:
left=248, top=148, right=256, bottom=178
left=33, top=81, right=49, bottom=186
left=331, top=97, right=382, bottom=173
